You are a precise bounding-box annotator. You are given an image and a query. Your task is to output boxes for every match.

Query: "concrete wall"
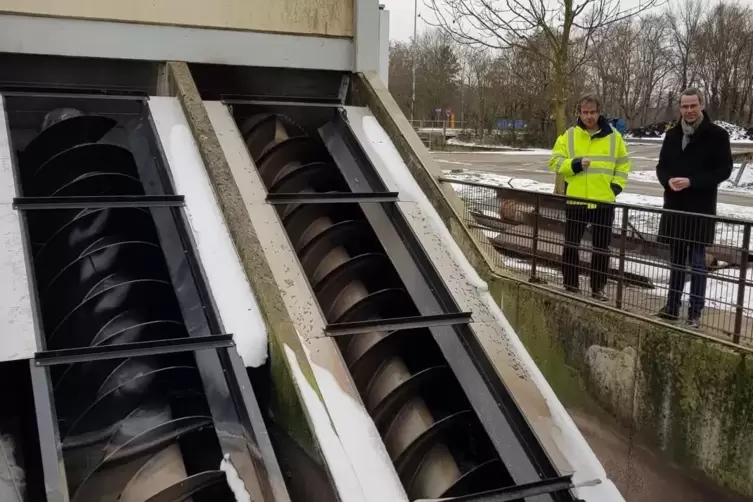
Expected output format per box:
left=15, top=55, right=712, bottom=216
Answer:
left=0, top=0, right=353, bottom=36
left=490, top=274, right=753, bottom=499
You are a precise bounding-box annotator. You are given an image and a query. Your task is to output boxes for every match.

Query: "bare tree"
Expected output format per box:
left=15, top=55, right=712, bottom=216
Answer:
left=388, top=41, right=415, bottom=117
left=388, top=0, right=753, bottom=153
left=695, top=3, right=753, bottom=123
left=665, top=0, right=704, bottom=92
left=423, top=0, right=662, bottom=192
left=589, top=15, right=671, bottom=127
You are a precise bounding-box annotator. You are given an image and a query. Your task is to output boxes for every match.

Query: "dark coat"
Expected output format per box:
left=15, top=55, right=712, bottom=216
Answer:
left=656, top=111, right=733, bottom=246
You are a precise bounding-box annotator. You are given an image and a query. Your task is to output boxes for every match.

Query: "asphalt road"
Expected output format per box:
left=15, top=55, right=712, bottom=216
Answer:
left=433, top=144, right=753, bottom=207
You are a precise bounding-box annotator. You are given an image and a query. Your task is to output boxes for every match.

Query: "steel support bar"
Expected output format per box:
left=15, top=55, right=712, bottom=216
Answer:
left=29, top=363, right=70, bottom=502
left=13, top=194, right=185, bottom=209
left=34, top=334, right=234, bottom=366
left=326, top=312, right=472, bottom=337
left=1, top=90, right=147, bottom=101
left=219, top=347, right=291, bottom=499
left=440, top=476, right=574, bottom=502
left=223, top=98, right=344, bottom=108
left=266, top=191, right=399, bottom=205
left=319, top=113, right=563, bottom=500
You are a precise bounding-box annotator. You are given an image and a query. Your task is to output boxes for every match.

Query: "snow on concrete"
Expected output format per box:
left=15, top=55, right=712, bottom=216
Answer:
left=283, top=344, right=409, bottom=502
left=0, top=96, right=37, bottom=361
left=362, top=115, right=489, bottom=291
left=219, top=454, right=252, bottom=502
left=148, top=97, right=268, bottom=368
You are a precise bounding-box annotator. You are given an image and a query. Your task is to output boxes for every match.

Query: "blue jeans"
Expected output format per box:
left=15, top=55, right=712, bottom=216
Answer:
left=666, top=242, right=708, bottom=317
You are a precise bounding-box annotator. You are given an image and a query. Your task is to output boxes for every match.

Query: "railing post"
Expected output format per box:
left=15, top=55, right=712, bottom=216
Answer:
left=734, top=224, right=750, bottom=342
left=616, top=207, right=629, bottom=309
left=529, top=193, right=540, bottom=283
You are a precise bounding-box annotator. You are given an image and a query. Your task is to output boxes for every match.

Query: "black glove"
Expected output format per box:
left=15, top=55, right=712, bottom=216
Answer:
left=571, top=158, right=584, bottom=174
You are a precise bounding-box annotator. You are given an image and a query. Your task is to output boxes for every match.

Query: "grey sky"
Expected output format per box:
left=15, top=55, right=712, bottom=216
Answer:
left=379, top=0, right=753, bottom=42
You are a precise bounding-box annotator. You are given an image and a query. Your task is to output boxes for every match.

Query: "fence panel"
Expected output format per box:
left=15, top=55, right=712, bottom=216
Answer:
left=440, top=177, right=753, bottom=345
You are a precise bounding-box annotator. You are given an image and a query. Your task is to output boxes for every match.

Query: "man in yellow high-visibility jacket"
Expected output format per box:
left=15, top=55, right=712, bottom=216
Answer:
left=548, top=94, right=631, bottom=301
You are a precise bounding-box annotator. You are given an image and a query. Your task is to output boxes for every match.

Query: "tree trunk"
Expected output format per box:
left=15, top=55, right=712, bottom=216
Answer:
left=553, top=65, right=567, bottom=195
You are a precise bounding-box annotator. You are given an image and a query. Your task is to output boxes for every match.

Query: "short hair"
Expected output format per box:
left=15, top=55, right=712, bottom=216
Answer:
left=577, top=93, right=601, bottom=113
left=679, top=87, right=704, bottom=106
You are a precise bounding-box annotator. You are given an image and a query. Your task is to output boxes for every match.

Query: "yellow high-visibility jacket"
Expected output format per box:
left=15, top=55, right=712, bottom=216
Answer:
left=549, top=117, right=631, bottom=206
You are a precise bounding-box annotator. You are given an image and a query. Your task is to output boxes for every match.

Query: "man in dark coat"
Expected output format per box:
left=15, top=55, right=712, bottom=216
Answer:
left=656, top=88, right=733, bottom=327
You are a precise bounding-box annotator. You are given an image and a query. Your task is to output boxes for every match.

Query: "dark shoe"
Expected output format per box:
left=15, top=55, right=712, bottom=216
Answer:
left=564, top=285, right=580, bottom=294
left=657, top=307, right=679, bottom=321
left=591, top=290, right=609, bottom=302
left=686, top=314, right=701, bottom=329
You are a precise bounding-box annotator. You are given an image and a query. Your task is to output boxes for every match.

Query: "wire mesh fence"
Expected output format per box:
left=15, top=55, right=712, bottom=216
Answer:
left=440, top=176, right=753, bottom=345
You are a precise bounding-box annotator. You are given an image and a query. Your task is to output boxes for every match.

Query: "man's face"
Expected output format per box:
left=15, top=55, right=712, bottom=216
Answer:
left=680, top=95, right=703, bottom=123
left=579, top=102, right=599, bottom=129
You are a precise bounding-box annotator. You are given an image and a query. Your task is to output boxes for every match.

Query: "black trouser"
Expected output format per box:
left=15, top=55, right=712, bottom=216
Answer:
left=562, top=204, right=615, bottom=292
left=666, top=240, right=708, bottom=317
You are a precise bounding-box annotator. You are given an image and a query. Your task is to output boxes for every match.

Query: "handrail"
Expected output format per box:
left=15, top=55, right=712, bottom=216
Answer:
left=439, top=175, right=753, bottom=344
left=439, top=176, right=753, bottom=227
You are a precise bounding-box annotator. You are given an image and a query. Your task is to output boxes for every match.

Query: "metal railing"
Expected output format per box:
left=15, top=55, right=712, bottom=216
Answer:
left=439, top=176, right=753, bottom=345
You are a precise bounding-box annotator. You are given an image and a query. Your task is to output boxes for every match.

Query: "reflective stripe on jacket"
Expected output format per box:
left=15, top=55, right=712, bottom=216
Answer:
left=548, top=116, right=631, bottom=207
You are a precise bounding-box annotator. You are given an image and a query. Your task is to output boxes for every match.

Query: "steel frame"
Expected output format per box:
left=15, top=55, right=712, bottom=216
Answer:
left=6, top=90, right=287, bottom=501
left=266, top=192, right=399, bottom=205
left=441, top=475, right=575, bottom=502
left=12, top=194, right=185, bottom=209
left=317, top=109, right=576, bottom=501
left=326, top=312, right=473, bottom=336
left=34, top=334, right=234, bottom=366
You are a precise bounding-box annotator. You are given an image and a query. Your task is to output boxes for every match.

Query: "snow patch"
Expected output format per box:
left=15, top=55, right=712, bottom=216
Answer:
left=446, top=138, right=514, bottom=150
left=283, top=344, right=408, bottom=502
left=362, top=116, right=489, bottom=291
left=446, top=137, right=553, bottom=155
left=305, top=347, right=408, bottom=502
left=716, top=121, right=753, bottom=142
left=148, top=97, right=268, bottom=368
left=219, top=454, right=252, bottom=502
left=436, top=159, right=473, bottom=167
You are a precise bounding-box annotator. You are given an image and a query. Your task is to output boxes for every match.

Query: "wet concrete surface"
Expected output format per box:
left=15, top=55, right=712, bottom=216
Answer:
left=570, top=409, right=751, bottom=502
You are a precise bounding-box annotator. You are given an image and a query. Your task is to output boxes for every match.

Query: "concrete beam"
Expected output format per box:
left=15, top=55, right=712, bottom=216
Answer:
left=0, top=14, right=354, bottom=71
left=378, top=6, right=390, bottom=86
left=0, top=0, right=354, bottom=37
left=164, top=61, right=323, bottom=467
left=354, top=0, right=380, bottom=72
